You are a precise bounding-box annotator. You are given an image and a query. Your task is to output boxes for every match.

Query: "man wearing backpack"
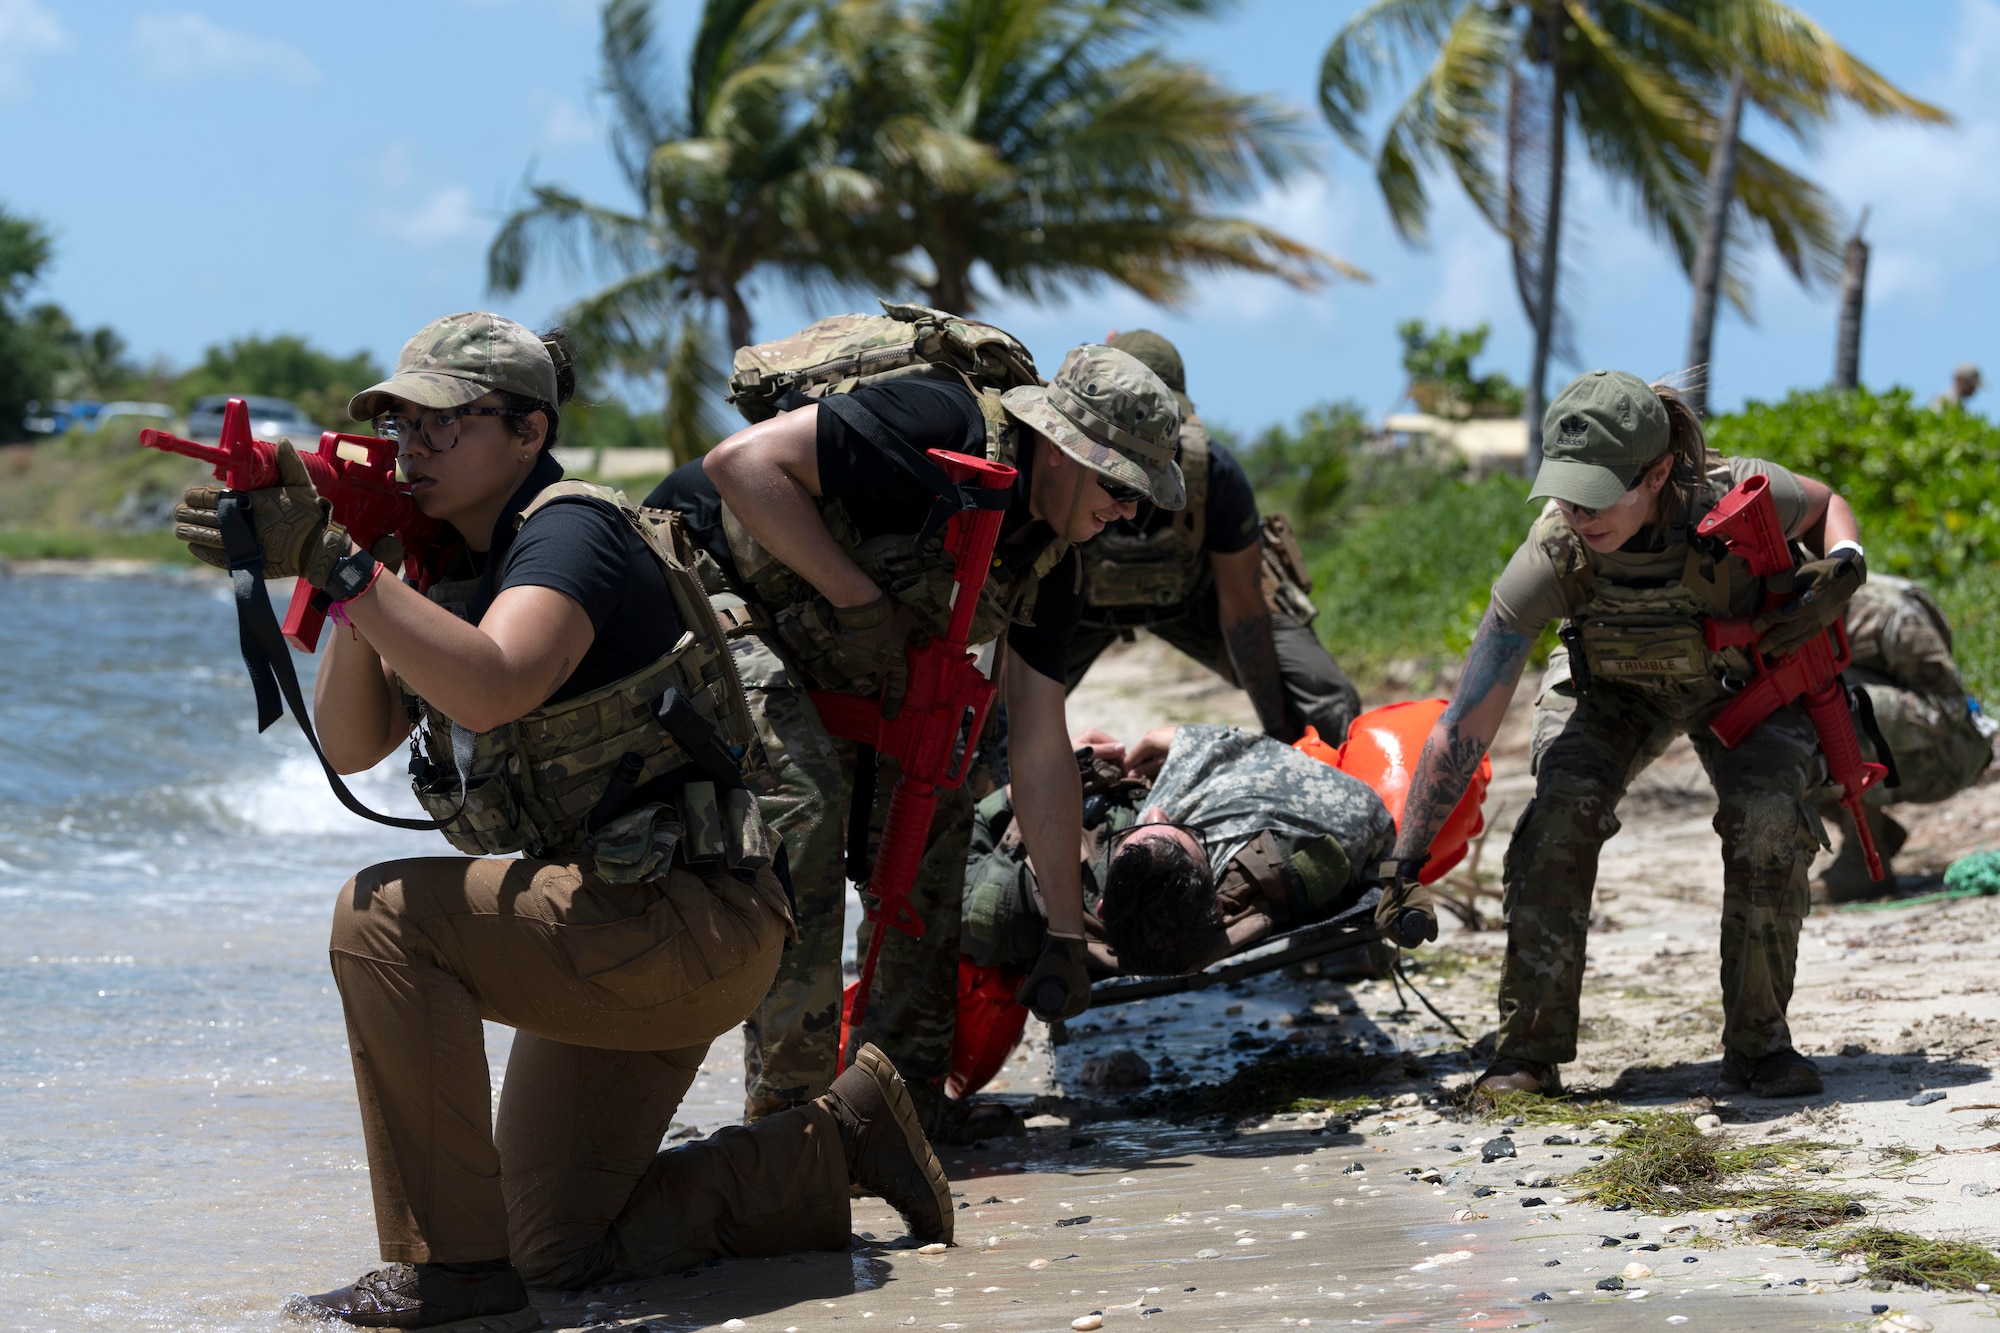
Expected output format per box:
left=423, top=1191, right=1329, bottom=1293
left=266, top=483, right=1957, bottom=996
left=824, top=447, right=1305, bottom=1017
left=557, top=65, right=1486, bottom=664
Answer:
left=1064, top=330, right=1360, bottom=744
left=647, top=306, right=1183, bottom=1132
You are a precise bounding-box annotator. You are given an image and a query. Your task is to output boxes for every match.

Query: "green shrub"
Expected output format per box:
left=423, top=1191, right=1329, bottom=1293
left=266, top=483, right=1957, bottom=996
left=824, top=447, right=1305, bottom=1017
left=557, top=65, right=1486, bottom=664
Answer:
left=1305, top=470, right=1544, bottom=681
left=1705, top=388, right=2000, bottom=581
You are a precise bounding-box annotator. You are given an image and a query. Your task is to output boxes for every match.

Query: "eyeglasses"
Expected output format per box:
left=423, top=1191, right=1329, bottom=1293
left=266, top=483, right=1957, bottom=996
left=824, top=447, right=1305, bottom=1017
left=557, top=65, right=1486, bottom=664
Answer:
left=1092, top=472, right=1146, bottom=505
left=373, top=406, right=520, bottom=451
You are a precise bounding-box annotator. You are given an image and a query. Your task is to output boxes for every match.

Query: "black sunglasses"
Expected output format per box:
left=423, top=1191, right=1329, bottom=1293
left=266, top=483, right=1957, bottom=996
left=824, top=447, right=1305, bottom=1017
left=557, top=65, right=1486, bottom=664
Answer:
left=1092, top=472, right=1146, bottom=505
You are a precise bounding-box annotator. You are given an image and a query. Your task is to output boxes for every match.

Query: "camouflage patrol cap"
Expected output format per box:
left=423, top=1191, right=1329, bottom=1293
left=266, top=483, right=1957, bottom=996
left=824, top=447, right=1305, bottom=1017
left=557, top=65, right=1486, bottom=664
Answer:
left=347, top=311, right=558, bottom=422
left=1107, top=328, right=1196, bottom=420
left=1002, top=344, right=1186, bottom=510
left=1528, top=369, right=1670, bottom=510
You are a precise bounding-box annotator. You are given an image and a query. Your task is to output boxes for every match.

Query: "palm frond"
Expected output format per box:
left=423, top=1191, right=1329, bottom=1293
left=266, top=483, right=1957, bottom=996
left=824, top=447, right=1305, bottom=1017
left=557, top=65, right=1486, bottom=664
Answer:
left=1371, top=0, right=1513, bottom=241
left=488, top=186, right=673, bottom=294
left=662, top=309, right=732, bottom=461
left=1318, top=0, right=1476, bottom=151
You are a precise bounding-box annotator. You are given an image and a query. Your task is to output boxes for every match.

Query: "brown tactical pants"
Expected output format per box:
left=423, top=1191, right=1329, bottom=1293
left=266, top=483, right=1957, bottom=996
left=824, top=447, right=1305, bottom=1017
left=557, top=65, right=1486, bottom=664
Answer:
left=327, top=855, right=853, bottom=1287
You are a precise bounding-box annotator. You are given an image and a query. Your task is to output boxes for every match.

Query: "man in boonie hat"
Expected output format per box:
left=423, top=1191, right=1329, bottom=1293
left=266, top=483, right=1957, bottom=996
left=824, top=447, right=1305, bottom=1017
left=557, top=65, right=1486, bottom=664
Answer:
left=1000, top=342, right=1186, bottom=511
left=643, top=320, right=1180, bottom=1142
left=1055, top=328, right=1361, bottom=745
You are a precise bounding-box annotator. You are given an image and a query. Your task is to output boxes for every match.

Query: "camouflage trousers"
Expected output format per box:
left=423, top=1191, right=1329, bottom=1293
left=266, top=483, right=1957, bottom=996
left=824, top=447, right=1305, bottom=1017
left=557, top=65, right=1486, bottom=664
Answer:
left=728, top=626, right=974, bottom=1125
left=1066, top=597, right=1361, bottom=743
left=1501, top=654, right=1827, bottom=1067
left=1812, top=681, right=1992, bottom=816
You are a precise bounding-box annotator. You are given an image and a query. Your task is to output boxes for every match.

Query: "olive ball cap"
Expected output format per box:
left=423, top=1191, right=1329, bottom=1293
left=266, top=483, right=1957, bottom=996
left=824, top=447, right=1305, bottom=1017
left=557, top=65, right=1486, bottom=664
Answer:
left=1001, top=344, right=1186, bottom=510
left=349, top=311, right=558, bottom=422
left=1527, top=368, right=1670, bottom=509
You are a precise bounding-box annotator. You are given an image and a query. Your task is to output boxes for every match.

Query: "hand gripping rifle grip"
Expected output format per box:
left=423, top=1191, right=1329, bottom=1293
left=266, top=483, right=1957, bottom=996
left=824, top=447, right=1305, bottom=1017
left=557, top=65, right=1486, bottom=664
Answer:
left=1695, top=474, right=1889, bottom=881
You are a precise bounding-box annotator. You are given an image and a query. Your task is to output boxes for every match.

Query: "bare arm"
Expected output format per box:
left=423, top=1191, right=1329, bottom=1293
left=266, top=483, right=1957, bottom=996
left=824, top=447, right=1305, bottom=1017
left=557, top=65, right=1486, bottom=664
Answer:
left=1790, top=476, right=1860, bottom=555
left=1004, top=650, right=1087, bottom=937
left=1211, top=544, right=1291, bottom=739
left=1389, top=604, right=1536, bottom=864
left=702, top=404, right=880, bottom=609
left=311, top=577, right=596, bottom=771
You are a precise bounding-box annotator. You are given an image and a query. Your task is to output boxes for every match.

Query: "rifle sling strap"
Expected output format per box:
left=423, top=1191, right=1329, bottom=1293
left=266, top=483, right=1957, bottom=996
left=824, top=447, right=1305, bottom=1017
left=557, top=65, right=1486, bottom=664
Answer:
left=219, top=493, right=470, bottom=832
left=1849, top=682, right=1902, bottom=790
left=818, top=394, right=1011, bottom=550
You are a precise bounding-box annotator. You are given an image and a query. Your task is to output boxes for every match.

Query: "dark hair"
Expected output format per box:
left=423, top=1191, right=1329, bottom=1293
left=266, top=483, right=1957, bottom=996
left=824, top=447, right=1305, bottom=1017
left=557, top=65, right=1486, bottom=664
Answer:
left=1647, top=382, right=1709, bottom=538
left=498, top=326, right=579, bottom=454
left=1100, top=835, right=1220, bottom=976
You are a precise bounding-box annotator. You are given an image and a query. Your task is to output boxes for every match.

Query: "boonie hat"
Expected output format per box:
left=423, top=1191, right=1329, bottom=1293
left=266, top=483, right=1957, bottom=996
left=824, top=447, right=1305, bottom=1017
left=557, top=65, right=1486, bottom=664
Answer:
left=1001, top=345, right=1185, bottom=510
left=1106, top=328, right=1196, bottom=420
left=1527, top=369, right=1670, bottom=510
left=348, top=312, right=557, bottom=422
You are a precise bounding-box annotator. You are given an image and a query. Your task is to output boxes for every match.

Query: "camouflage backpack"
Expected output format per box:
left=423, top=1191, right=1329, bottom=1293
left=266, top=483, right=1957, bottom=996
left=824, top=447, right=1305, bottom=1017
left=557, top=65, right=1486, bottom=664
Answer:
left=726, top=300, right=1042, bottom=448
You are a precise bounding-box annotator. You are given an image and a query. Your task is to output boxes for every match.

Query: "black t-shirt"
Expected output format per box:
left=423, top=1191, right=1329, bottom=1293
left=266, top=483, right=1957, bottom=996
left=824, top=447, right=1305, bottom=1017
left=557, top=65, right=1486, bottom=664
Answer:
left=473, top=456, right=684, bottom=705
left=645, top=379, right=1080, bottom=682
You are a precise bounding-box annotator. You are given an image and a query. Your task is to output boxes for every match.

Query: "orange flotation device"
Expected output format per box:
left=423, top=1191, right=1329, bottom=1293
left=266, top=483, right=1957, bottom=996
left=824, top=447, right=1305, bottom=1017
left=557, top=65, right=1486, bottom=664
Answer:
left=945, top=701, right=1491, bottom=1099
left=1295, top=697, right=1490, bottom=884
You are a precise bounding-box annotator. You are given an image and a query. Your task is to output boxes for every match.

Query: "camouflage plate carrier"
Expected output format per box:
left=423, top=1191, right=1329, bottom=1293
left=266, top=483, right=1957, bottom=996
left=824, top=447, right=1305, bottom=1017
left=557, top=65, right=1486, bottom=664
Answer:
left=1537, top=458, right=1763, bottom=697
left=403, top=481, right=772, bottom=881
left=720, top=301, right=1069, bottom=693
left=1077, top=421, right=1319, bottom=629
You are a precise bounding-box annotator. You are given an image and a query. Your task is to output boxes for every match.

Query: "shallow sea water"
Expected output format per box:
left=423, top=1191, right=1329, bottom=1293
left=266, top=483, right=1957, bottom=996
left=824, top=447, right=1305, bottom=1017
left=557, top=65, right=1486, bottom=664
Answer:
left=0, top=573, right=754, bottom=1330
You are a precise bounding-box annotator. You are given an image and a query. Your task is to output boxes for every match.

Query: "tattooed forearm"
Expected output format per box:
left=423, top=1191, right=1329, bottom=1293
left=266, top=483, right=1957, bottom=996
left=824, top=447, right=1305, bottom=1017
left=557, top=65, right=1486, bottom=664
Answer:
left=1391, top=606, right=1534, bottom=861
left=1223, top=612, right=1291, bottom=739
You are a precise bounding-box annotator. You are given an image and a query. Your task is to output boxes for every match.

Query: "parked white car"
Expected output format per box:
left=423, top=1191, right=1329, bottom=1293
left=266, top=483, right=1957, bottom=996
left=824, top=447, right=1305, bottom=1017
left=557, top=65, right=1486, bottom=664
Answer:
left=185, top=394, right=323, bottom=445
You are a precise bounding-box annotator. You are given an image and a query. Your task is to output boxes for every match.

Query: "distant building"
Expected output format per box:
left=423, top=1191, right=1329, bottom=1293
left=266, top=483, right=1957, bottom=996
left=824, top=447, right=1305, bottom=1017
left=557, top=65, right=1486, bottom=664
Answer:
left=1382, top=412, right=1527, bottom=477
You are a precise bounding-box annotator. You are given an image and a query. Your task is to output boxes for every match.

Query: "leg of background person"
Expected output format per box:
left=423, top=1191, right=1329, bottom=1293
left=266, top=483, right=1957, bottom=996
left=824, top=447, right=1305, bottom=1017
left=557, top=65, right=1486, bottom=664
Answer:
left=731, top=632, right=855, bottom=1118
left=1063, top=620, right=1124, bottom=694
left=846, top=763, right=977, bottom=1132
left=1495, top=684, right=1670, bottom=1069
left=1692, top=706, right=1823, bottom=1063
left=1269, top=612, right=1362, bottom=742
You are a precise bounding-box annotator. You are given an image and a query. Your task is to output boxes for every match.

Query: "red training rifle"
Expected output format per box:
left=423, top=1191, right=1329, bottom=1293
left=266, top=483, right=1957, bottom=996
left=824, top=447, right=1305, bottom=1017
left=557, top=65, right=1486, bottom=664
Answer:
left=1697, top=473, right=1889, bottom=879
left=810, top=450, right=1017, bottom=1052
left=142, top=397, right=455, bottom=651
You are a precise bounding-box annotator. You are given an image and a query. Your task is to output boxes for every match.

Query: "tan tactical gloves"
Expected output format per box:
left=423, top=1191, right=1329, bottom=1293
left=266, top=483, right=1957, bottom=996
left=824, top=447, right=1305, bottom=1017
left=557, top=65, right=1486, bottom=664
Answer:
left=175, top=439, right=351, bottom=588
left=832, top=594, right=926, bottom=717
left=1370, top=858, right=1438, bottom=949
left=1754, top=549, right=1867, bottom=657
left=1017, top=933, right=1093, bottom=1021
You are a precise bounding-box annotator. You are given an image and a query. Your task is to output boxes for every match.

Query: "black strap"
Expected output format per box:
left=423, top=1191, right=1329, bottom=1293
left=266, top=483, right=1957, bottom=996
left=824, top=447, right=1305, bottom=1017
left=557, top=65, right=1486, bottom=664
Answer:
left=846, top=743, right=878, bottom=884
left=1850, top=683, right=1902, bottom=790
left=818, top=393, right=1010, bottom=548
left=218, top=494, right=469, bottom=832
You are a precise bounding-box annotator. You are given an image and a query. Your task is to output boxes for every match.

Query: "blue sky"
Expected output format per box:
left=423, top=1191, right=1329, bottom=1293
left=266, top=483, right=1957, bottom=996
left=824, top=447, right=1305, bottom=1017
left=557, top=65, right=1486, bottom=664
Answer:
left=2, top=0, right=1992, bottom=439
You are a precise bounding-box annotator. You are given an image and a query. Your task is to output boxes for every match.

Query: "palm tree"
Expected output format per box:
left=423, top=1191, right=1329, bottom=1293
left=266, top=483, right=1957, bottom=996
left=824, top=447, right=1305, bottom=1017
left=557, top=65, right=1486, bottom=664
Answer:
left=1677, top=5, right=1948, bottom=417
left=488, top=0, right=886, bottom=460
left=850, top=0, right=1361, bottom=315
left=1317, top=0, right=1899, bottom=468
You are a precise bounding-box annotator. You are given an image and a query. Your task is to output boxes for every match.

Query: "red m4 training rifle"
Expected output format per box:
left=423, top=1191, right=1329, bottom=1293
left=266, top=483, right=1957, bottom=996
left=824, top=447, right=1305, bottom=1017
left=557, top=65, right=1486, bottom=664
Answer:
left=1697, top=473, right=1889, bottom=879
left=810, top=450, right=1017, bottom=1051
left=143, top=397, right=454, bottom=651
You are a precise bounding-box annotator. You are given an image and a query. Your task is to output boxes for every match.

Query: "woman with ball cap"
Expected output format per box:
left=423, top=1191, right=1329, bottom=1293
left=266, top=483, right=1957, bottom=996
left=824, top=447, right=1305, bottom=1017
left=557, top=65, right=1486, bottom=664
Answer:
left=1367, top=369, right=1866, bottom=1102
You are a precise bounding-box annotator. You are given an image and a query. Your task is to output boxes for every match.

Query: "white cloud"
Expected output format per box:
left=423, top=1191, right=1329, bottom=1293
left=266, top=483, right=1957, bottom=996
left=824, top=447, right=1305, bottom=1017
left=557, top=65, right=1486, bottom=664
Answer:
left=132, top=12, right=321, bottom=88
left=0, top=0, right=67, bottom=101
left=532, top=95, right=599, bottom=150
left=369, top=187, right=482, bottom=247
